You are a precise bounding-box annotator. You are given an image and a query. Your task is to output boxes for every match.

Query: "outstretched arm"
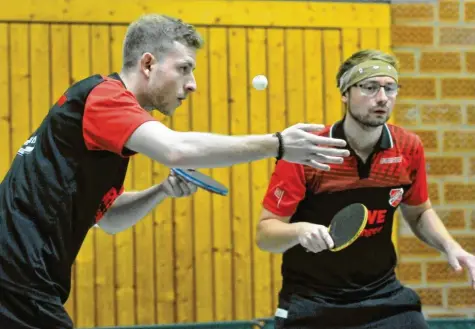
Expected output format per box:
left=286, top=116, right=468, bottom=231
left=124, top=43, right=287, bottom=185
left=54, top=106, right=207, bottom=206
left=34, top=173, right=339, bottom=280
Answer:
left=83, top=79, right=349, bottom=171
left=125, top=121, right=349, bottom=170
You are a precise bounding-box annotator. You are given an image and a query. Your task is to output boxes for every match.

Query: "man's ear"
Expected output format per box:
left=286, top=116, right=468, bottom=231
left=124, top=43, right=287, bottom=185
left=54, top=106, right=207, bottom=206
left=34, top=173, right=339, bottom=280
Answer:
left=341, top=91, right=348, bottom=104
left=140, top=52, right=155, bottom=78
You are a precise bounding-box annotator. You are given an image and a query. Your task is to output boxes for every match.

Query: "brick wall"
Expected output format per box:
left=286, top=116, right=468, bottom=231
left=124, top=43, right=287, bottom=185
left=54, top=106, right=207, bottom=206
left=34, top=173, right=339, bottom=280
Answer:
left=391, top=0, right=475, bottom=319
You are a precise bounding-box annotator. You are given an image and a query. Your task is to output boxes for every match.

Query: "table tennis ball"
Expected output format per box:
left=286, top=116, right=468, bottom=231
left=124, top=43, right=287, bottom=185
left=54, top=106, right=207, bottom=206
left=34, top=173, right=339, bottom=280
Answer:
left=252, top=75, right=268, bottom=90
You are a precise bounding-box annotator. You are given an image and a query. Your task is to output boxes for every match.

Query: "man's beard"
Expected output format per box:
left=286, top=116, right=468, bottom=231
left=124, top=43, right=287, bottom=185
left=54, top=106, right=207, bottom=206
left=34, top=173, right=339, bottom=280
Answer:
left=348, top=106, right=389, bottom=128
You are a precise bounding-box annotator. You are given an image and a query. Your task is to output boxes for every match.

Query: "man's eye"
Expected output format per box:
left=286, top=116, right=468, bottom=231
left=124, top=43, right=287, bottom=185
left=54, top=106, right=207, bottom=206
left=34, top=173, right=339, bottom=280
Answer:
left=363, top=84, right=377, bottom=91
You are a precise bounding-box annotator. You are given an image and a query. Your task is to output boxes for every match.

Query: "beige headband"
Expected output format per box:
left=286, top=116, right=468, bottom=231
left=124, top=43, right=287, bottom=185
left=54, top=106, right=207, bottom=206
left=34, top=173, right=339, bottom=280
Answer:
left=339, top=60, right=398, bottom=94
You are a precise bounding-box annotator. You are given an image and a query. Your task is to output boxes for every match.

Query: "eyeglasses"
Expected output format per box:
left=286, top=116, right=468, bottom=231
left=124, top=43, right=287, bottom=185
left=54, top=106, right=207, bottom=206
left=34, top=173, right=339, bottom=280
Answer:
left=355, top=81, right=400, bottom=97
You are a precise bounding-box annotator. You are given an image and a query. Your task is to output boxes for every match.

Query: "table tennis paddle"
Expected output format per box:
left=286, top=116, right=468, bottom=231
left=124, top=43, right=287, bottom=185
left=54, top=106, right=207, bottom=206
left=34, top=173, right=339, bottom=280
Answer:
left=171, top=168, right=229, bottom=196
left=328, top=203, right=368, bottom=252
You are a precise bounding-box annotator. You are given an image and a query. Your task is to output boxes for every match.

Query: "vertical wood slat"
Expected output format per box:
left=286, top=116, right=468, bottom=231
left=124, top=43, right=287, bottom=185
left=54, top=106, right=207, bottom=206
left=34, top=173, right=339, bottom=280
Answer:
left=360, top=28, right=379, bottom=50
left=285, top=29, right=305, bottom=127
left=149, top=106, right=175, bottom=325
left=342, top=29, right=360, bottom=62
left=91, top=24, right=116, bottom=328
left=248, top=27, right=272, bottom=319
left=70, top=24, right=96, bottom=329
left=173, top=100, right=194, bottom=323
left=266, top=29, right=286, bottom=312
left=322, top=30, right=342, bottom=125
left=208, top=27, right=233, bottom=322
left=228, top=27, right=252, bottom=321
left=304, top=30, right=324, bottom=125
left=134, top=130, right=155, bottom=323
left=152, top=111, right=176, bottom=324
left=110, top=24, right=137, bottom=327
left=9, top=23, right=30, bottom=162
left=0, top=24, right=10, bottom=180
left=191, top=26, right=214, bottom=323
left=340, top=28, right=361, bottom=116
left=51, top=23, right=75, bottom=320
left=29, top=25, right=50, bottom=132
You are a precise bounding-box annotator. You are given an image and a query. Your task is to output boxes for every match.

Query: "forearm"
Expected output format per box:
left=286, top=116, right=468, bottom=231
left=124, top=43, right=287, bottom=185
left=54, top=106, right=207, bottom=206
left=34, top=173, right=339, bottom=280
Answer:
left=409, top=208, right=460, bottom=253
left=126, top=122, right=279, bottom=168
left=171, top=132, right=279, bottom=168
left=256, top=219, right=301, bottom=253
left=98, top=185, right=167, bottom=234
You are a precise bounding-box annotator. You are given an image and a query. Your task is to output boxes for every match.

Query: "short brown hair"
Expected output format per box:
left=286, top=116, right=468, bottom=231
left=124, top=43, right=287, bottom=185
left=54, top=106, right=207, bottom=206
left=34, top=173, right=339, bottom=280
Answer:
left=336, top=49, right=399, bottom=90
left=122, top=14, right=204, bottom=70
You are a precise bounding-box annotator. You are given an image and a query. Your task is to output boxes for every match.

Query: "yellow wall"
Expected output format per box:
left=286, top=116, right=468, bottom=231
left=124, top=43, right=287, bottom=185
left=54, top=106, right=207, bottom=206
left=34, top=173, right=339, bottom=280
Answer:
left=1, top=0, right=391, bottom=327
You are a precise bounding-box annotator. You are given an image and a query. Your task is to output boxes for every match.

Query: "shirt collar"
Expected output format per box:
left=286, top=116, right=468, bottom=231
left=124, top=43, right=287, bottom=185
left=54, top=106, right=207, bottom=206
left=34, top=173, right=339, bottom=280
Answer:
left=108, top=72, right=126, bottom=88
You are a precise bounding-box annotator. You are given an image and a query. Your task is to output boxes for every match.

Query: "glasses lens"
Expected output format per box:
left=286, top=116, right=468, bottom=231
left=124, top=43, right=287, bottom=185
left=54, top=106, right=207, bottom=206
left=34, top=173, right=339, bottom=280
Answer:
left=359, top=82, right=398, bottom=97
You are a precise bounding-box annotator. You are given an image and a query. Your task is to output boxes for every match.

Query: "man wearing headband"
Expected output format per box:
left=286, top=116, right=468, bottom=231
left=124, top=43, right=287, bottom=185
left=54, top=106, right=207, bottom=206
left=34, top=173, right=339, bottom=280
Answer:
left=256, top=49, right=475, bottom=329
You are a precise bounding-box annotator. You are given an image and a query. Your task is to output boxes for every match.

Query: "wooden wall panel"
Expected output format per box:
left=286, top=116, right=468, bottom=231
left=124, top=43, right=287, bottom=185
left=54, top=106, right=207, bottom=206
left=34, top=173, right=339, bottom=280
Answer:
left=191, top=26, right=213, bottom=324
left=70, top=24, right=95, bottom=329
left=266, top=29, right=286, bottom=312
left=323, top=30, right=343, bottom=125
left=0, top=23, right=10, bottom=177
left=173, top=100, right=194, bottom=323
left=209, top=27, right=233, bottom=322
left=10, top=24, right=30, bottom=165
left=228, top=27, right=252, bottom=321
left=111, top=25, right=137, bottom=327
left=248, top=28, right=272, bottom=319
left=91, top=25, right=117, bottom=328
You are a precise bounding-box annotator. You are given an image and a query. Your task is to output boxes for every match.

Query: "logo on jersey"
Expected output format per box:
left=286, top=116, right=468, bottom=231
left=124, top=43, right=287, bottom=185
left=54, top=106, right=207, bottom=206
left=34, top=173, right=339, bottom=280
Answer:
left=360, top=209, right=387, bottom=237
left=95, top=186, right=124, bottom=222
left=17, top=136, right=37, bottom=156
left=389, top=188, right=404, bottom=207
left=274, top=187, right=285, bottom=208
left=380, top=156, right=402, bottom=164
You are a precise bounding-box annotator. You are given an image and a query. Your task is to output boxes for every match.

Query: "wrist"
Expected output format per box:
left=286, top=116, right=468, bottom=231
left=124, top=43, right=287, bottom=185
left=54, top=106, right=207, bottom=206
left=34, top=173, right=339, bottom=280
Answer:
left=291, top=222, right=303, bottom=238
left=156, top=182, right=171, bottom=198
left=261, top=134, right=279, bottom=158
left=442, top=239, right=462, bottom=253
left=273, top=132, right=284, bottom=161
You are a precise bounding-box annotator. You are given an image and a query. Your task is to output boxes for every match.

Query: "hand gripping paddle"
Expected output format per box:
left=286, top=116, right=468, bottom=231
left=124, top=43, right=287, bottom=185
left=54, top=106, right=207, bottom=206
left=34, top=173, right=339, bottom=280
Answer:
left=328, top=203, right=368, bottom=252
left=171, top=168, right=229, bottom=196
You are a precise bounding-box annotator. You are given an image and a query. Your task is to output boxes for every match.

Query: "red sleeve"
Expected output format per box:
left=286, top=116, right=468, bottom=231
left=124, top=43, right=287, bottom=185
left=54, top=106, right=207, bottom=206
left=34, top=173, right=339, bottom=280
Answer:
left=83, top=78, right=156, bottom=156
left=402, top=138, right=429, bottom=205
left=262, top=160, right=306, bottom=217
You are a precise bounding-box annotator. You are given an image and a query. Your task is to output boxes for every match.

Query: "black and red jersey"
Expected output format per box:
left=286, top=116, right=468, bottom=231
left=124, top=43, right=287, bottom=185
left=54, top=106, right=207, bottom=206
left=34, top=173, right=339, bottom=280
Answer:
left=262, top=120, right=428, bottom=301
left=0, top=73, right=155, bottom=304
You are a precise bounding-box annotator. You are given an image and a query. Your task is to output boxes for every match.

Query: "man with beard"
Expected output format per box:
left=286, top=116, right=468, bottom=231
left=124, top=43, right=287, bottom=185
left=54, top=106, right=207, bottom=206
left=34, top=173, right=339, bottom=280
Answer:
left=256, top=49, right=475, bottom=329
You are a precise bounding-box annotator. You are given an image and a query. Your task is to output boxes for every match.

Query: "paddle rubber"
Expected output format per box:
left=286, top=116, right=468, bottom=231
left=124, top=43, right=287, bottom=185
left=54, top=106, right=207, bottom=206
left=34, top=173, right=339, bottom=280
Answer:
left=171, top=168, right=229, bottom=196
left=328, top=203, right=368, bottom=252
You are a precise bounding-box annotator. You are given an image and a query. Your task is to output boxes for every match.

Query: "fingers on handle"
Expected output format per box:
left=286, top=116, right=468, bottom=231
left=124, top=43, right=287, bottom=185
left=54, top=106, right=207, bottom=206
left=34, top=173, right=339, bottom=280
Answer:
left=322, top=231, right=335, bottom=249
left=311, top=230, right=333, bottom=250
left=300, top=235, right=317, bottom=253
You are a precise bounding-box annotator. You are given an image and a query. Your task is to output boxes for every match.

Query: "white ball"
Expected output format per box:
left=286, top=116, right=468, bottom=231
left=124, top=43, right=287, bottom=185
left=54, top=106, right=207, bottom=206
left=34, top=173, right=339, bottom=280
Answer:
left=252, top=75, right=268, bottom=90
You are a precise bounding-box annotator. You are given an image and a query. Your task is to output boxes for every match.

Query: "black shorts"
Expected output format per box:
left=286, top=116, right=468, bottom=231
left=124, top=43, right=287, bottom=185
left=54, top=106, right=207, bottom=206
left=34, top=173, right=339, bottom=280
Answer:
left=0, top=288, right=73, bottom=329
left=274, top=286, right=429, bottom=329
